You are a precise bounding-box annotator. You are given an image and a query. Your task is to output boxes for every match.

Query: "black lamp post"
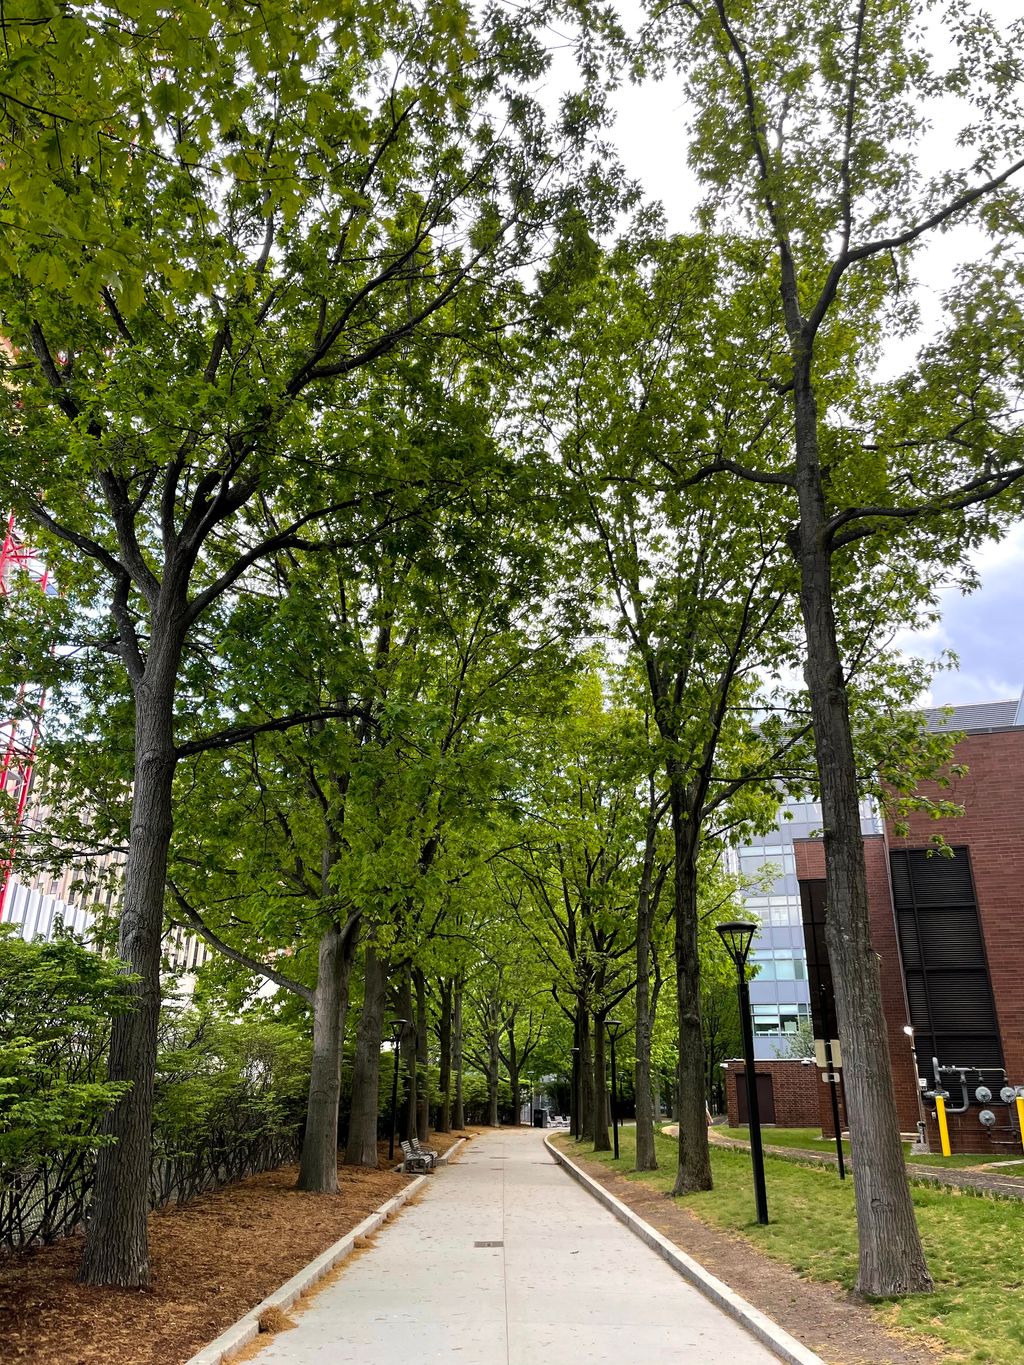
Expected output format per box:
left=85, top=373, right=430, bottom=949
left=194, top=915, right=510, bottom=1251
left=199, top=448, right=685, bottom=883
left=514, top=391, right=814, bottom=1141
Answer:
left=715, top=920, right=768, bottom=1225
left=571, top=1046, right=581, bottom=1139
left=388, top=1018, right=409, bottom=1161
left=606, top=1018, right=624, bottom=1161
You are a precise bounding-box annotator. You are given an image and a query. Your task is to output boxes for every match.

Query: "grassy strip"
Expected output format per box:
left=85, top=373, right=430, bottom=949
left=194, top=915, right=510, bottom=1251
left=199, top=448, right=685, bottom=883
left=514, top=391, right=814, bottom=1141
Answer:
left=580, top=1127, right=1024, bottom=1364
left=716, top=1125, right=1024, bottom=1172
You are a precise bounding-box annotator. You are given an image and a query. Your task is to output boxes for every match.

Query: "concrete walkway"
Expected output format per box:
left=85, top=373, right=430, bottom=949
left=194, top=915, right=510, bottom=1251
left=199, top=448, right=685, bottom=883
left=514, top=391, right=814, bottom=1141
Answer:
left=252, top=1128, right=778, bottom=1364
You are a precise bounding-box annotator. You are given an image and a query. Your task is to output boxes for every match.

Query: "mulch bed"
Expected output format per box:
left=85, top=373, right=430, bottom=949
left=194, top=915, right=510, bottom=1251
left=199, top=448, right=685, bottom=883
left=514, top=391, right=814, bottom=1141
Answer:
left=0, top=1130, right=471, bottom=1365
left=561, top=1143, right=946, bottom=1365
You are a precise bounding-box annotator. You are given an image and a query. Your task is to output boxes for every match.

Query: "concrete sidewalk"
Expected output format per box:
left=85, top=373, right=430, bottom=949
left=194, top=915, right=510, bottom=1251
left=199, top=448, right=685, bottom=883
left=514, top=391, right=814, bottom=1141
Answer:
left=251, top=1128, right=778, bottom=1364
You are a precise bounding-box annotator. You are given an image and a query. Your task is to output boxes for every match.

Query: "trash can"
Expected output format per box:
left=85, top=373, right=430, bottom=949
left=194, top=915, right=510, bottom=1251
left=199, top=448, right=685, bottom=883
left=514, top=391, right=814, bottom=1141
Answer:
left=532, top=1109, right=547, bottom=1128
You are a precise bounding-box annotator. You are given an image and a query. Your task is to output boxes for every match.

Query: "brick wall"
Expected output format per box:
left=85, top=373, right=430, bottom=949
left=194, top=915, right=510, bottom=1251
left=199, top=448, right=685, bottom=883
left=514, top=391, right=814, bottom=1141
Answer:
left=922, top=1101, right=1024, bottom=1156
left=792, top=728, right=1024, bottom=1154
left=793, top=836, right=920, bottom=1135
left=887, top=728, right=1024, bottom=1085
left=723, top=1058, right=821, bottom=1129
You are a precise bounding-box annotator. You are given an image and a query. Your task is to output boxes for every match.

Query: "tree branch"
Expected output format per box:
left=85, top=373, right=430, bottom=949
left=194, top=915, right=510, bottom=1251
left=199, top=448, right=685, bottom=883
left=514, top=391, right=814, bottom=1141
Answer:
left=175, top=703, right=369, bottom=759
left=167, top=881, right=314, bottom=1002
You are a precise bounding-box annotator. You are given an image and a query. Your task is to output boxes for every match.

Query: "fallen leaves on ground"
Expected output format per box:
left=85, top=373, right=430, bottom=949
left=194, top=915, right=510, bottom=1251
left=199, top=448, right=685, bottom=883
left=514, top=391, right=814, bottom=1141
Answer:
left=0, top=1131, right=470, bottom=1365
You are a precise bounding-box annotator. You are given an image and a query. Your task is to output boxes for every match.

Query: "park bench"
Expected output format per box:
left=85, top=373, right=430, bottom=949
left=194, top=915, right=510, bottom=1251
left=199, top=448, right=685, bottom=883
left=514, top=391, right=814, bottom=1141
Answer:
left=400, top=1140, right=433, bottom=1174
left=411, top=1137, right=438, bottom=1168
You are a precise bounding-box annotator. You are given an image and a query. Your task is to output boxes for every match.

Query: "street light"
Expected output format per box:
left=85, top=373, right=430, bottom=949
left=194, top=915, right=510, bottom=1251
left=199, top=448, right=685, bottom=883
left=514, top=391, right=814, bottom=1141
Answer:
left=606, top=1019, right=624, bottom=1161
left=571, top=1046, right=581, bottom=1140
left=388, top=1019, right=409, bottom=1161
left=715, top=920, right=768, bottom=1224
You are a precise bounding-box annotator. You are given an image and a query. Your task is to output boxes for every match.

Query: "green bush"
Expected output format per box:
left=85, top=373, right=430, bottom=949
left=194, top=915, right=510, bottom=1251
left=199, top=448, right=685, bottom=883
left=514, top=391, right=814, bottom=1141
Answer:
left=0, top=928, right=311, bottom=1249
left=0, top=924, right=134, bottom=1246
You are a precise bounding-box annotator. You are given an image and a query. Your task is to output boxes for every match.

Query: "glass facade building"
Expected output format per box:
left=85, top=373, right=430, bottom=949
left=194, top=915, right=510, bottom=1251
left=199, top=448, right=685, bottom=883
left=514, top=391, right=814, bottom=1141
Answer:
left=731, top=797, right=883, bottom=1059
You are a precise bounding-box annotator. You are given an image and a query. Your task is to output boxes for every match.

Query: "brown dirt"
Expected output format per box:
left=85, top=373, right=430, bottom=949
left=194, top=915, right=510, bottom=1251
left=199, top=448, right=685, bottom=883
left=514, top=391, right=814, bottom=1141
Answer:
left=561, top=1145, right=948, bottom=1365
left=0, top=1132, right=473, bottom=1365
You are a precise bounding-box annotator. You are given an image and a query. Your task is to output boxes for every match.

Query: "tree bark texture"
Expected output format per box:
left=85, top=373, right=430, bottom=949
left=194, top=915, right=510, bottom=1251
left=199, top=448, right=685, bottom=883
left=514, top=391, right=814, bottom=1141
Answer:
left=634, top=806, right=661, bottom=1171
left=415, top=968, right=430, bottom=1141
left=670, top=779, right=712, bottom=1195
left=398, top=969, right=417, bottom=1142
left=791, top=352, right=932, bottom=1295
left=452, top=978, right=465, bottom=1131
left=344, top=945, right=387, bottom=1167
left=437, top=979, right=453, bottom=1133
left=486, top=1026, right=500, bottom=1127
left=297, top=917, right=359, bottom=1192
left=80, top=662, right=180, bottom=1288
left=592, top=1014, right=610, bottom=1152
left=579, top=1005, right=595, bottom=1142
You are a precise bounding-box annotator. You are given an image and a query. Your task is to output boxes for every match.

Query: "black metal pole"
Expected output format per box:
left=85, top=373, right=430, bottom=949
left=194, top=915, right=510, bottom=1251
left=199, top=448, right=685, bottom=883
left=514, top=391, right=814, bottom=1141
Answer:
left=610, top=1036, right=619, bottom=1160
left=389, top=1047, right=400, bottom=1161
left=737, top=970, right=769, bottom=1224
left=823, top=1036, right=846, bottom=1179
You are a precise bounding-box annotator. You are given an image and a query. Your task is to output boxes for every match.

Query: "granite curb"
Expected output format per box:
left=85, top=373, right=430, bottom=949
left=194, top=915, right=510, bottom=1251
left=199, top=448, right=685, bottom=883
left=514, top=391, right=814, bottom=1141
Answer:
left=544, top=1135, right=826, bottom=1365
left=183, top=1137, right=465, bottom=1365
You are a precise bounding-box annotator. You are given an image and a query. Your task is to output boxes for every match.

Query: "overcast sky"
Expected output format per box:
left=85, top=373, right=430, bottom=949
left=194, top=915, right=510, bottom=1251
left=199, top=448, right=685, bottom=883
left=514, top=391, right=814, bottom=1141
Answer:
left=579, top=23, right=1024, bottom=711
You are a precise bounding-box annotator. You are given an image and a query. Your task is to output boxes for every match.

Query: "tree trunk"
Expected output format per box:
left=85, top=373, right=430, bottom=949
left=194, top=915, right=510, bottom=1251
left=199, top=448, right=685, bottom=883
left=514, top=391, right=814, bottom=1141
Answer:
left=398, top=968, right=417, bottom=1142
left=80, top=663, right=179, bottom=1288
left=486, top=1027, right=500, bottom=1127
left=670, top=778, right=712, bottom=1195
left=415, top=968, right=429, bottom=1141
left=452, top=978, right=465, bottom=1130
left=791, top=351, right=932, bottom=1295
left=437, top=979, right=452, bottom=1133
left=297, top=917, right=359, bottom=1192
left=579, top=1004, right=594, bottom=1142
left=508, top=1061, right=521, bottom=1125
left=505, top=1019, right=521, bottom=1125
left=634, top=807, right=660, bottom=1171
left=344, top=945, right=387, bottom=1167
left=592, top=1014, right=610, bottom=1152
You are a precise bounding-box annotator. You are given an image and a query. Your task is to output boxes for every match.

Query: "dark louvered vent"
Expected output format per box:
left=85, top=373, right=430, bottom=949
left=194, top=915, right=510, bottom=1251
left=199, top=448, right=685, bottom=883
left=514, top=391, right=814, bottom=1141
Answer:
left=890, top=847, right=1002, bottom=1088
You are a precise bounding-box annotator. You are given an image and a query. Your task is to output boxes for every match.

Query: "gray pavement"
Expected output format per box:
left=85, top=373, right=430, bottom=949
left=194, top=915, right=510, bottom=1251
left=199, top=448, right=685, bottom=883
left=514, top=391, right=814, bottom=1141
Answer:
left=252, top=1128, right=778, bottom=1364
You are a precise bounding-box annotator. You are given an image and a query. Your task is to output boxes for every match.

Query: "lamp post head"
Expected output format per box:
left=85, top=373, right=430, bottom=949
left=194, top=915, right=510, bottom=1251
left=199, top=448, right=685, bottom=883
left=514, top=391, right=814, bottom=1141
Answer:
left=389, top=1018, right=409, bottom=1043
left=715, top=920, right=758, bottom=970
left=605, top=1018, right=624, bottom=1041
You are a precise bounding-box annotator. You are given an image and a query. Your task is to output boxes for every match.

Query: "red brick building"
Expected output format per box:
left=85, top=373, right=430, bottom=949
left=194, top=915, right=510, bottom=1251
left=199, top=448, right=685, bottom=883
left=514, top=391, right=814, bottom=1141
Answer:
left=722, top=1058, right=825, bottom=1130
left=794, top=697, right=1024, bottom=1156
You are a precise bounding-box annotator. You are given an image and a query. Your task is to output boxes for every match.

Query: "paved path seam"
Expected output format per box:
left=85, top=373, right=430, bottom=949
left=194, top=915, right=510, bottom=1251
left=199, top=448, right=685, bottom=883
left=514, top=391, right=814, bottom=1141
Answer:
left=545, top=1135, right=826, bottom=1365
left=184, top=1139, right=465, bottom=1365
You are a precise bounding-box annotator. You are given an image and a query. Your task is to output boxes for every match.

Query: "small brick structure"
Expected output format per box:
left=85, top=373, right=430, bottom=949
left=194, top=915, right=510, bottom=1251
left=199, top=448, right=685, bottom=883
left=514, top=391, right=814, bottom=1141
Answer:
left=723, top=1058, right=821, bottom=1130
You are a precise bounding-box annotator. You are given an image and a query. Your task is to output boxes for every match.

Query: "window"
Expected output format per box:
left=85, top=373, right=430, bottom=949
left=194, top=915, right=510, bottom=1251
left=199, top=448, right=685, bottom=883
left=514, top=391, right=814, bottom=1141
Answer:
left=752, top=1006, right=782, bottom=1036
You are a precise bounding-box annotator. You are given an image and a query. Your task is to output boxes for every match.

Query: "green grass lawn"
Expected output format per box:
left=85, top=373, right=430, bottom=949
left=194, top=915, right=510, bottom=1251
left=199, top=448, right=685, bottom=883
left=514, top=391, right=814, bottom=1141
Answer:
left=576, top=1126, right=1024, bottom=1364
left=714, top=1124, right=1024, bottom=1171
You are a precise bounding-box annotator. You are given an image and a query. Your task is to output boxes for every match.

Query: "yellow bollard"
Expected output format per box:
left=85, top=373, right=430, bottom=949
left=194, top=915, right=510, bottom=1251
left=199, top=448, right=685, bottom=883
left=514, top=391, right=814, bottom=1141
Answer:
left=1016, top=1096, right=1024, bottom=1153
left=935, top=1094, right=951, bottom=1157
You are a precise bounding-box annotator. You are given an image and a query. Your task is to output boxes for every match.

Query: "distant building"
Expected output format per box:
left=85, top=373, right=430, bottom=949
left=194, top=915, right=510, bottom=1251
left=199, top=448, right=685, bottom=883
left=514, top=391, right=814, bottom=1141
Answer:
left=731, top=796, right=882, bottom=1059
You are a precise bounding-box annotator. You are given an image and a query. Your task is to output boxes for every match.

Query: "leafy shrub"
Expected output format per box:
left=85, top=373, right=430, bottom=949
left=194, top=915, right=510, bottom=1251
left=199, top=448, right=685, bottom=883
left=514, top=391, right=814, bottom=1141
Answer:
left=0, top=925, right=134, bottom=1246
left=0, top=930, right=310, bottom=1251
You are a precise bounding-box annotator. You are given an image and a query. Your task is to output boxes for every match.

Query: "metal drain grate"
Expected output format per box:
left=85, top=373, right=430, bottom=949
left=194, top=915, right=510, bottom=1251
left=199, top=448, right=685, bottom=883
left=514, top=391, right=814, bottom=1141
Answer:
left=474, top=1240, right=504, bottom=1248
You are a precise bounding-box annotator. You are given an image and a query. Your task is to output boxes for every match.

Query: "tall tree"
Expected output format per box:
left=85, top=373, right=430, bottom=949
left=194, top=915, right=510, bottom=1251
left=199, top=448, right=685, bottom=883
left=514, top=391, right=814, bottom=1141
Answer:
left=0, top=0, right=599, bottom=1284
left=633, top=0, right=1024, bottom=1294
